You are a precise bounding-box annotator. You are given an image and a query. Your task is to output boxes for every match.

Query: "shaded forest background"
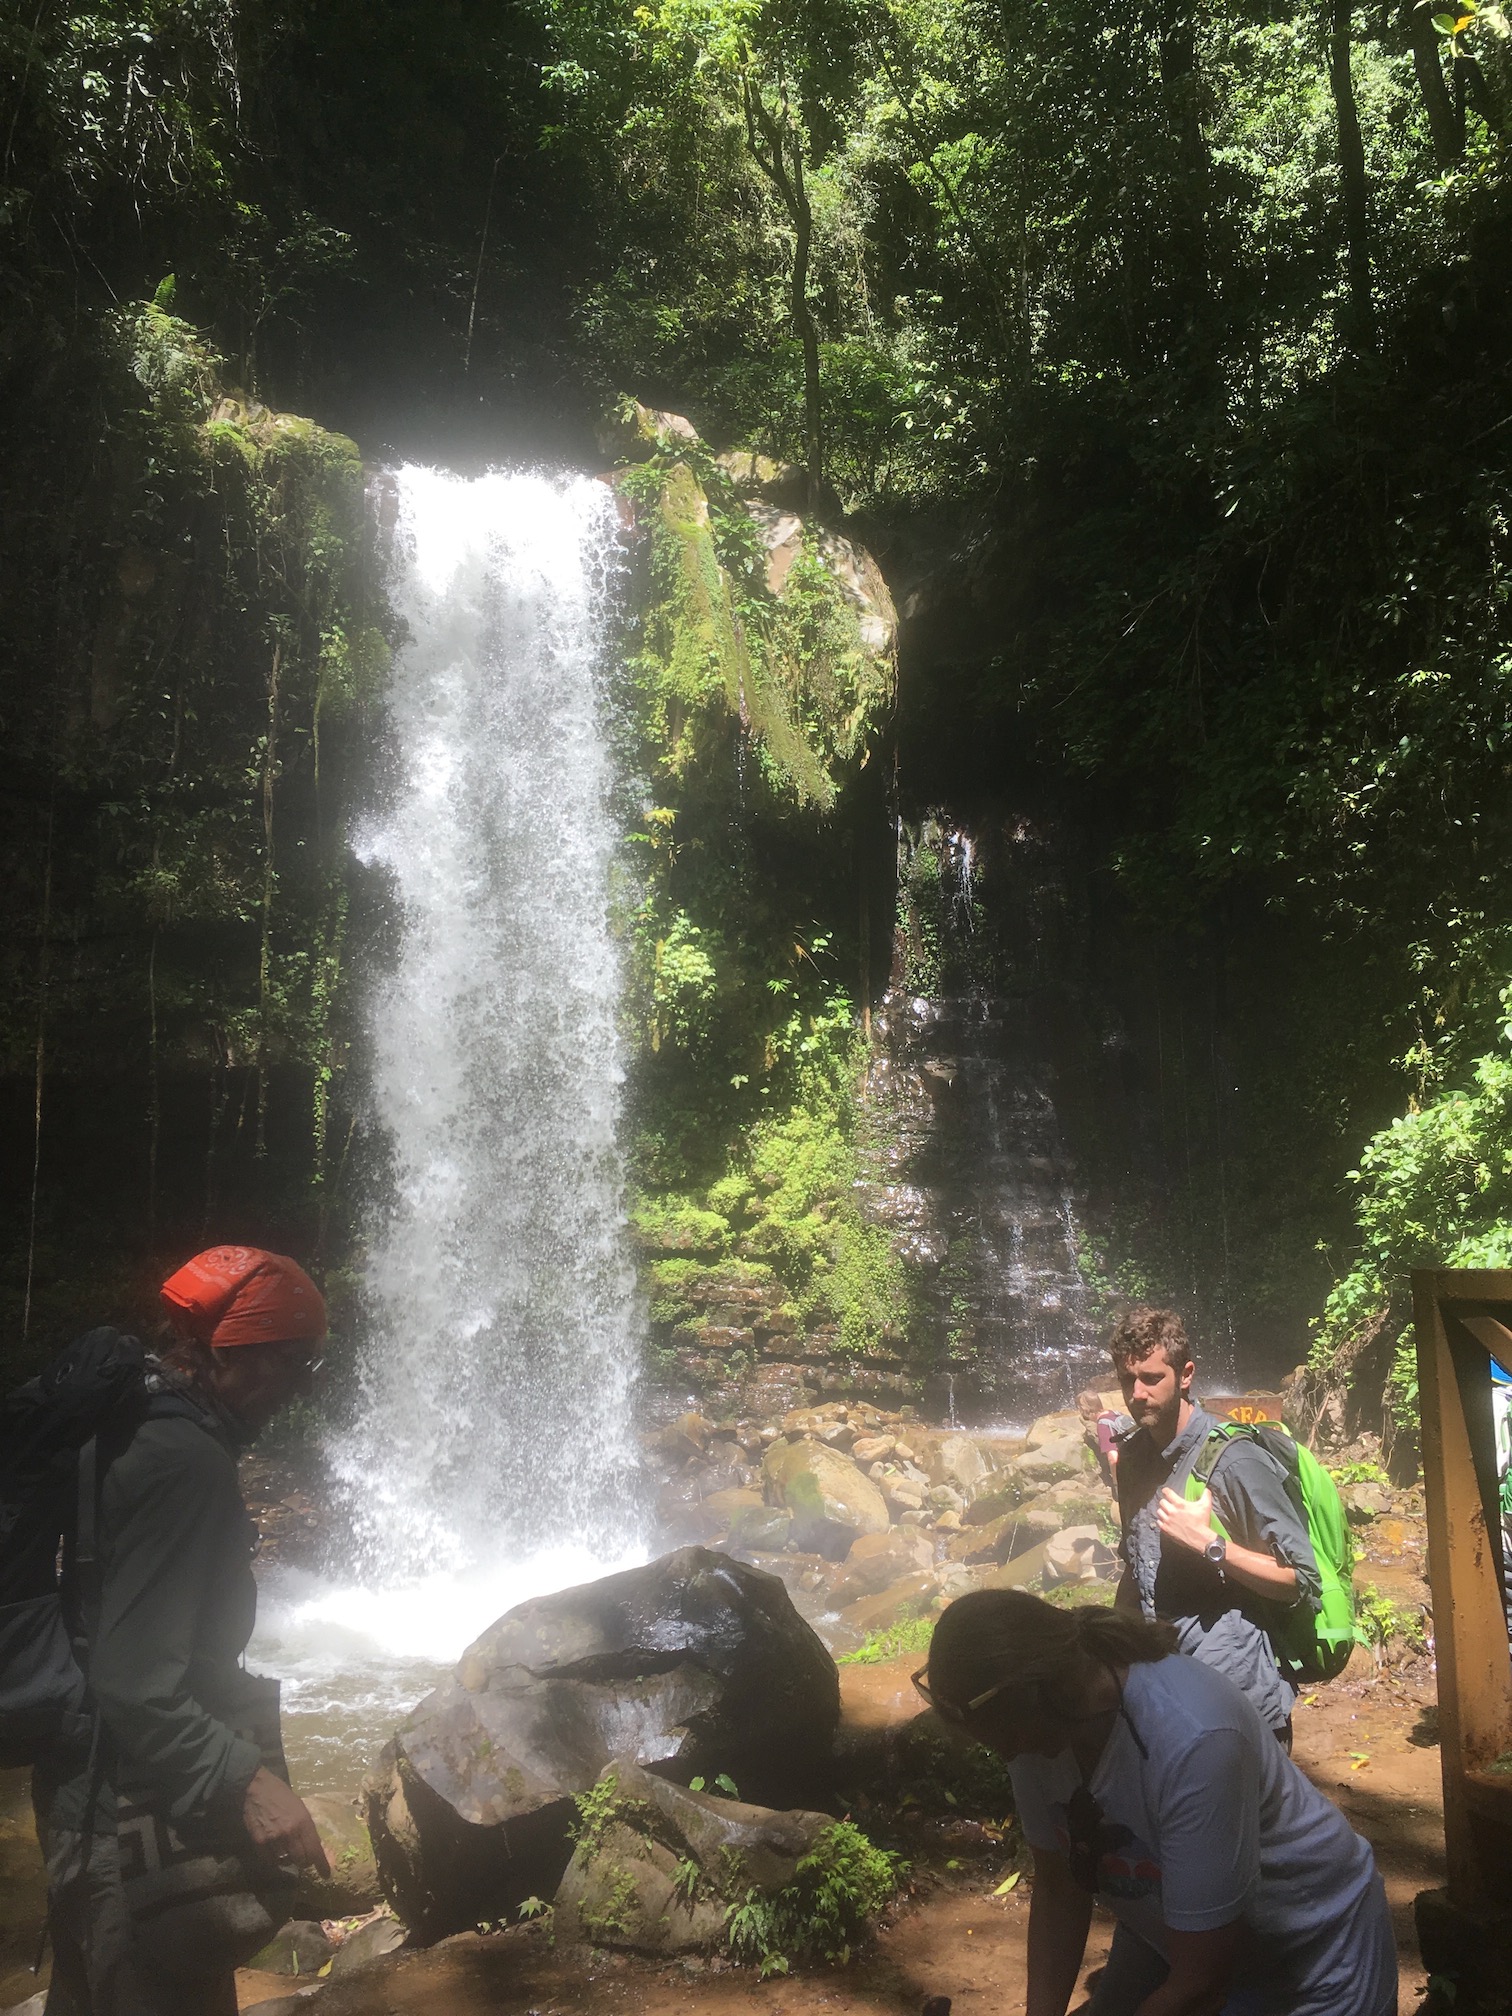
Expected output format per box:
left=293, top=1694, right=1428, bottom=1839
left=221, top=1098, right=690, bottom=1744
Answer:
left=2, top=0, right=1511, bottom=1432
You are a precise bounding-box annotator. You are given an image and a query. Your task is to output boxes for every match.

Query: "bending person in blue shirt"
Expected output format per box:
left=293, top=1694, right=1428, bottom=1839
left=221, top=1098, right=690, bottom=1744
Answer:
left=917, top=1590, right=1396, bottom=2016
left=1108, top=1306, right=1319, bottom=1745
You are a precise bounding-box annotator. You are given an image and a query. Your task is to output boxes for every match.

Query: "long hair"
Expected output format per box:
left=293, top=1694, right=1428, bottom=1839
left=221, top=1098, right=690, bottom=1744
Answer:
left=927, top=1589, right=1178, bottom=1718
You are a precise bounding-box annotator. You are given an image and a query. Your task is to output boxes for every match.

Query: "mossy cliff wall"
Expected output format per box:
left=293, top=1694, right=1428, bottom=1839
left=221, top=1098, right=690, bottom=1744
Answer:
left=608, top=404, right=909, bottom=1415
left=0, top=303, right=381, bottom=1371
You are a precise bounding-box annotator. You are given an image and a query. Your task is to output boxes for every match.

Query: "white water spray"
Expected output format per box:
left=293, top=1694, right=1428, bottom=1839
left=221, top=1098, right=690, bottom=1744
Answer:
left=253, top=468, right=645, bottom=1759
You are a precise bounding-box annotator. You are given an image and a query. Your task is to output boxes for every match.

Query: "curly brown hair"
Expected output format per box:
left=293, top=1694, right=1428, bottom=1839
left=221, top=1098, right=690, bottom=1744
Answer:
left=1106, top=1305, right=1191, bottom=1374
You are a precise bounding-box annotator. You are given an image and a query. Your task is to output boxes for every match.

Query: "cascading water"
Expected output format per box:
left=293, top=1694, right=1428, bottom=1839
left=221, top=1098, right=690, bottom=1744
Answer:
left=341, top=464, right=640, bottom=1577
left=251, top=466, right=646, bottom=1786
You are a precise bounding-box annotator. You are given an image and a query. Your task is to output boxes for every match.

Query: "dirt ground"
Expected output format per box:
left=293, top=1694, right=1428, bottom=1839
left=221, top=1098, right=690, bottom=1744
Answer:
left=1, top=1646, right=1445, bottom=2016
left=216, top=1648, right=1445, bottom=2016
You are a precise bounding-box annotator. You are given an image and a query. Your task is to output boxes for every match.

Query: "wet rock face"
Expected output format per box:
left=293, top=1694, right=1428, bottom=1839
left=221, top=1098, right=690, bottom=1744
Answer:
left=365, top=1547, right=839, bottom=1941
left=553, top=1759, right=831, bottom=1955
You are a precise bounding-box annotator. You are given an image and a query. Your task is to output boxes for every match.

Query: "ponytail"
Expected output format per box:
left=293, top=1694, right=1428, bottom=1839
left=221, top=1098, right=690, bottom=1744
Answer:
left=926, top=1589, right=1177, bottom=1720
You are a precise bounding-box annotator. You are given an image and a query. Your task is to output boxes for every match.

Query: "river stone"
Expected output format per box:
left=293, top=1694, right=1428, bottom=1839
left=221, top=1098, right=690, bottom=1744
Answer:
left=762, top=1437, right=889, bottom=1557
left=703, top=1486, right=764, bottom=1531
left=364, top=1546, right=839, bottom=1940
left=825, top=1528, right=934, bottom=1610
left=727, top=1503, right=792, bottom=1552
left=1043, top=1526, right=1118, bottom=1586
left=328, top=1913, right=408, bottom=1976
left=924, top=1432, right=993, bottom=1496
left=963, top=1468, right=1036, bottom=1524
left=835, top=1569, right=941, bottom=1639
left=1024, top=1410, right=1084, bottom=1452
left=554, top=1757, right=831, bottom=1955
left=1016, top=1433, right=1087, bottom=1483
left=248, top=1919, right=335, bottom=1977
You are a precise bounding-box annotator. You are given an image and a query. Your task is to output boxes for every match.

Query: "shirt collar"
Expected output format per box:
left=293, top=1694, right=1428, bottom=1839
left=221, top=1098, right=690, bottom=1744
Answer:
left=1159, top=1401, right=1216, bottom=1467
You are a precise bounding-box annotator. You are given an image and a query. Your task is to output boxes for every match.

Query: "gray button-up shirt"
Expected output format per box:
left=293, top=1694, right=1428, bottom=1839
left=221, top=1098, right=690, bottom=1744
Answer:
left=1116, top=1404, right=1321, bottom=1733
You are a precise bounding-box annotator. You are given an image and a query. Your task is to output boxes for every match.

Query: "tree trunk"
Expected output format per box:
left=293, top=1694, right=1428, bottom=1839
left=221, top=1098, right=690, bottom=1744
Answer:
left=1407, top=2, right=1464, bottom=166
left=1328, top=0, right=1376, bottom=349
left=1158, top=0, right=1213, bottom=374
left=787, top=137, right=824, bottom=513
left=743, top=77, right=824, bottom=508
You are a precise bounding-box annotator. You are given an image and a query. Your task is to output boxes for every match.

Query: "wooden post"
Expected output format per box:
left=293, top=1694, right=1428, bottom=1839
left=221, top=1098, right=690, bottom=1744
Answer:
left=1414, top=1269, right=1512, bottom=1913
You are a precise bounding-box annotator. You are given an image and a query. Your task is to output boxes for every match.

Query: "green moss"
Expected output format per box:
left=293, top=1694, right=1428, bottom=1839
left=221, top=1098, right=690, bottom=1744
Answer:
left=630, top=1197, right=732, bottom=1255
left=616, top=426, right=902, bottom=1393
left=836, top=1614, right=936, bottom=1665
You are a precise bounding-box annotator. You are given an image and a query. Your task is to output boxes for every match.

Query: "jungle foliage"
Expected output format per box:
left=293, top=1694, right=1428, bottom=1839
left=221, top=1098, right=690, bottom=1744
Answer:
left=2, top=0, right=1511, bottom=1408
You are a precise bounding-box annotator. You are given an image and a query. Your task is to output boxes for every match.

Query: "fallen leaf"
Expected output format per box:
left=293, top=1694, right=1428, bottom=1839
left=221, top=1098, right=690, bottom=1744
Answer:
left=994, top=1872, right=1022, bottom=1895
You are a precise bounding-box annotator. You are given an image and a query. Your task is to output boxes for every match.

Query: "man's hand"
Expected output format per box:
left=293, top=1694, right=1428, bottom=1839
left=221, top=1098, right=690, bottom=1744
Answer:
left=243, top=1765, right=330, bottom=1874
left=1157, top=1485, right=1216, bottom=1555
left=1156, top=1487, right=1300, bottom=1601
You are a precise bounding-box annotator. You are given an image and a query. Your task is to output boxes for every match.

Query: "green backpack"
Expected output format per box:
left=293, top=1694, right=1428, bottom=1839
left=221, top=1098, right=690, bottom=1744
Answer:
left=1184, top=1421, right=1359, bottom=1683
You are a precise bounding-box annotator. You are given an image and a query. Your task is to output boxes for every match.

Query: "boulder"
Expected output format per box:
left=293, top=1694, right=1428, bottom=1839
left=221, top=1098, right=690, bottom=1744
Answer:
left=824, top=1529, right=934, bottom=1610
left=553, top=1758, right=830, bottom=1955
left=924, top=1432, right=993, bottom=1496
left=656, top=1411, right=714, bottom=1461
left=1024, top=1411, right=1084, bottom=1452
left=835, top=1570, right=940, bottom=1640
left=963, top=1469, right=1036, bottom=1525
left=364, top=1547, right=839, bottom=1941
left=1043, top=1526, right=1118, bottom=1586
left=1016, top=1435, right=1088, bottom=1484
left=992, top=1541, right=1052, bottom=1590
left=295, top=1792, right=382, bottom=1913
left=763, top=1438, right=889, bottom=1558
left=727, top=1503, right=792, bottom=1552
left=704, top=1486, right=765, bottom=1531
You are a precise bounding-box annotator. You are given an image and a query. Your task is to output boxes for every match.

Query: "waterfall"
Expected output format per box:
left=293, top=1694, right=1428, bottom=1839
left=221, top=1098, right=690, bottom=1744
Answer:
left=335, top=464, right=642, bottom=1584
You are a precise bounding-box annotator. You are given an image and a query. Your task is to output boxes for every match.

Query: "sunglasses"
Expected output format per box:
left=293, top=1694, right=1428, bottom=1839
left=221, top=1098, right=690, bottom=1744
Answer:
left=266, top=1341, right=326, bottom=1376
left=910, top=1667, right=1015, bottom=1725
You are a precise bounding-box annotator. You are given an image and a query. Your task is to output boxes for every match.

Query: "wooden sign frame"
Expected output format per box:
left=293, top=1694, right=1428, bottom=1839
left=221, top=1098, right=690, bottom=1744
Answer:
left=1413, top=1268, right=1512, bottom=1906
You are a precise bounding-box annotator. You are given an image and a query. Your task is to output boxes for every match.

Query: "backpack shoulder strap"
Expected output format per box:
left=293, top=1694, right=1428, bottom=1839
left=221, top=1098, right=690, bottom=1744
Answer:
left=1187, top=1423, right=1249, bottom=1490
left=72, top=1436, right=103, bottom=1675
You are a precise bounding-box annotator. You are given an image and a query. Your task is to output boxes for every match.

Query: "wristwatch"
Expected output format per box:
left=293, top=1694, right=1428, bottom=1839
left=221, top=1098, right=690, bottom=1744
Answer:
left=1204, top=1535, right=1227, bottom=1571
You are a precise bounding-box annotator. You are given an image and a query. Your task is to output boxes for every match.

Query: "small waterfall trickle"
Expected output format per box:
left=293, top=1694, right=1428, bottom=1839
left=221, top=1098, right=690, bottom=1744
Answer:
left=860, top=811, right=1101, bottom=1418
left=337, top=465, right=642, bottom=1583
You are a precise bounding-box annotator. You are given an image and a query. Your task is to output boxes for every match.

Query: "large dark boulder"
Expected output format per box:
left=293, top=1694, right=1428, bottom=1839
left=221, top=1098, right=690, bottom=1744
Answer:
left=364, top=1546, right=840, bottom=1940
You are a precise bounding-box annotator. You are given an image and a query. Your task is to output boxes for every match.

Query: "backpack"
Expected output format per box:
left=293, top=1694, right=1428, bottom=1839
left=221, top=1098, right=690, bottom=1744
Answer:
left=1184, top=1420, right=1360, bottom=1683
left=0, top=1329, right=159, bottom=1767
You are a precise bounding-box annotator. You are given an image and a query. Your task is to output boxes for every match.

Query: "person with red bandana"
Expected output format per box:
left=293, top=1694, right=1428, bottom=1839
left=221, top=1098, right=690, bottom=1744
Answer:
left=33, top=1247, right=331, bottom=2016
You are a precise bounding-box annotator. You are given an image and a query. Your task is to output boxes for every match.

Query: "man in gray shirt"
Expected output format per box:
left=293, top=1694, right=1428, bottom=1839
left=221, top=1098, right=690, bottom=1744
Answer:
left=1109, top=1306, right=1321, bottom=1743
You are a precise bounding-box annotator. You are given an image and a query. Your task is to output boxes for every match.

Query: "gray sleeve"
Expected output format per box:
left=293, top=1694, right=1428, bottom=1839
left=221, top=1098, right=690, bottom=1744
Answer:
left=1212, top=1440, right=1322, bottom=1613
left=92, top=1422, right=263, bottom=1828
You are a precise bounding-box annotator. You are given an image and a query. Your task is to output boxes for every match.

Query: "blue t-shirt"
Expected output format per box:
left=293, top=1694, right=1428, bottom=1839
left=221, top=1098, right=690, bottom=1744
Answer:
left=1010, top=1654, right=1394, bottom=2015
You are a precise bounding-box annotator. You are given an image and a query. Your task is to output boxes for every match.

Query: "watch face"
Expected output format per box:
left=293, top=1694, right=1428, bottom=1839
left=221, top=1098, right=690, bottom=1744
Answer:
left=1204, top=1539, right=1225, bottom=1563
